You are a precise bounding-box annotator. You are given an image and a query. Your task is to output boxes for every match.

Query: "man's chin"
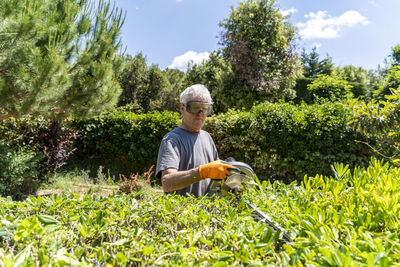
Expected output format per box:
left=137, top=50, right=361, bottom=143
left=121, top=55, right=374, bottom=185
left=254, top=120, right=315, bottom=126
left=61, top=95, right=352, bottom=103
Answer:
left=191, top=123, right=204, bottom=132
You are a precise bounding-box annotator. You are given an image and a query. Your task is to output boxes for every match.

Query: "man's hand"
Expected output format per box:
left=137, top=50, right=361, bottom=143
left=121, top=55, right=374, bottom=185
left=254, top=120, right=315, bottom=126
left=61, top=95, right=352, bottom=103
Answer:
left=198, top=160, right=236, bottom=180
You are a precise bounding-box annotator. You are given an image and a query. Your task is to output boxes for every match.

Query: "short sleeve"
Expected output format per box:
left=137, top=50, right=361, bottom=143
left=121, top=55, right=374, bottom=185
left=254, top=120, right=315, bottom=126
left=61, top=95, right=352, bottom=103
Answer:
left=155, top=135, right=181, bottom=178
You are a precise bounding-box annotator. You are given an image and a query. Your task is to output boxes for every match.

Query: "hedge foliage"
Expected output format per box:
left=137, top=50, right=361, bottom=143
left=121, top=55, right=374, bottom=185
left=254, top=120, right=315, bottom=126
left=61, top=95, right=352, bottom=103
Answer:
left=0, top=142, right=40, bottom=198
left=72, top=111, right=181, bottom=173
left=0, top=116, right=79, bottom=176
left=205, top=102, right=372, bottom=180
left=1, top=159, right=400, bottom=265
left=0, top=101, right=375, bottom=188
left=72, top=102, right=373, bottom=181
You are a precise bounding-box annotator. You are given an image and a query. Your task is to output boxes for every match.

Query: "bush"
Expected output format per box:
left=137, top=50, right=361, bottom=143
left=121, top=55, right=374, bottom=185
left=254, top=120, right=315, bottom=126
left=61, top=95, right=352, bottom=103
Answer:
left=293, top=77, right=314, bottom=104
left=307, top=74, right=353, bottom=101
left=73, top=102, right=373, bottom=182
left=205, top=101, right=373, bottom=181
left=0, top=142, right=40, bottom=198
left=0, top=116, right=80, bottom=177
left=1, top=159, right=400, bottom=265
left=72, top=110, right=181, bottom=174
left=31, top=120, right=80, bottom=175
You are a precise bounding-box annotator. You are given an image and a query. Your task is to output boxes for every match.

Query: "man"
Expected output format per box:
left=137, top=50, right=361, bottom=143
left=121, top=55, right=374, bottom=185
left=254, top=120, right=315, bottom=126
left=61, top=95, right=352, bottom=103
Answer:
left=156, top=84, right=235, bottom=196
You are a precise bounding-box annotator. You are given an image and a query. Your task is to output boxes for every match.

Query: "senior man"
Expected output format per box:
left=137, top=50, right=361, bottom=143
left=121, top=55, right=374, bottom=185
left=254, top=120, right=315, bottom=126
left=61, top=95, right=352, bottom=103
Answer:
left=156, top=84, right=235, bottom=196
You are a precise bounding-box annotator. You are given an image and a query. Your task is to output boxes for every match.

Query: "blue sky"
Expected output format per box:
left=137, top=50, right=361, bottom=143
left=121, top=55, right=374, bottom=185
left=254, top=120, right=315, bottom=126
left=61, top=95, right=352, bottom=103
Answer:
left=114, top=0, right=400, bottom=71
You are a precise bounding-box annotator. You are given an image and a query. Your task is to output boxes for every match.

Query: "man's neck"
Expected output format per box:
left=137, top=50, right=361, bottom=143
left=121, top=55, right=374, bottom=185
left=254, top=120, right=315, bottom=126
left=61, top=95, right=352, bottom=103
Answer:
left=179, top=123, right=200, bottom=133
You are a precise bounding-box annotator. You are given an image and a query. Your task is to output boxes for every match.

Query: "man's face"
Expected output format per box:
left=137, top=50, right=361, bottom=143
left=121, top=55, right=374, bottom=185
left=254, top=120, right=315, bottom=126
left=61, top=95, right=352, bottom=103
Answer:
left=180, top=97, right=212, bottom=132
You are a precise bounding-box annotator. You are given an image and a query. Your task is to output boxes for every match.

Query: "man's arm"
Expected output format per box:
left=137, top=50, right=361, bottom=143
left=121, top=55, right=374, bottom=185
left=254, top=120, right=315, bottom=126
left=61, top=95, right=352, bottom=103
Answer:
left=161, top=167, right=201, bottom=193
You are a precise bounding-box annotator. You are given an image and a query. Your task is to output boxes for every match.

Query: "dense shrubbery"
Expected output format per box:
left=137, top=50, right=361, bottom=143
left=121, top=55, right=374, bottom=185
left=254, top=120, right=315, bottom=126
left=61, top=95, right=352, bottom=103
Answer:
left=72, top=111, right=181, bottom=173
left=0, top=117, right=80, bottom=197
left=0, top=117, right=79, bottom=173
left=0, top=100, right=382, bottom=194
left=0, top=142, right=40, bottom=198
left=1, top=159, right=400, bottom=265
left=206, top=101, right=373, bottom=180
left=71, top=102, right=374, bottom=182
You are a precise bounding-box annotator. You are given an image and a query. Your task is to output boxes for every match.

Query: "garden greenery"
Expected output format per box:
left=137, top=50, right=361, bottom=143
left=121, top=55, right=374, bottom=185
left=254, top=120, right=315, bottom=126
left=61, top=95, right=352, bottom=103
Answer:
left=1, top=159, right=400, bottom=265
left=69, top=101, right=374, bottom=182
left=72, top=110, right=181, bottom=173
left=0, top=142, right=40, bottom=198
left=206, top=101, right=372, bottom=180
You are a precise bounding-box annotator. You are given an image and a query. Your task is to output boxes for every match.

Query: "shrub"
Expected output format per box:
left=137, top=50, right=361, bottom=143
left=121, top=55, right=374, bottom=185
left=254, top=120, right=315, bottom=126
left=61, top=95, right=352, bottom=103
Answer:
left=293, top=77, right=314, bottom=104
left=205, top=102, right=373, bottom=181
left=0, top=114, right=48, bottom=147
left=0, top=116, right=80, bottom=178
left=307, top=74, right=353, bottom=101
left=31, top=120, right=80, bottom=175
left=73, top=102, right=373, bottom=182
left=0, top=142, right=40, bottom=198
left=73, top=110, right=181, bottom=174
left=1, top=159, right=400, bottom=265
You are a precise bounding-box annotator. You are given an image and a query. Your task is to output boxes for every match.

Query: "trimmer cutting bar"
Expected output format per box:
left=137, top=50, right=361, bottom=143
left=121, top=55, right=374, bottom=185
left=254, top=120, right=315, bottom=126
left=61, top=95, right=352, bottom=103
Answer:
left=243, top=199, right=292, bottom=244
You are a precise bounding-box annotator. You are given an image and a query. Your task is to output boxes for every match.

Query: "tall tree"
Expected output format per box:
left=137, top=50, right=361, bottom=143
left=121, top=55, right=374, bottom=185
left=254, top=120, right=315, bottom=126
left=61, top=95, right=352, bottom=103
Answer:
left=162, top=68, right=185, bottom=112
left=390, top=44, right=400, bottom=66
left=375, top=66, right=400, bottom=99
left=334, top=65, right=370, bottom=99
left=300, top=47, right=334, bottom=78
left=118, top=53, right=148, bottom=108
left=142, top=66, right=170, bottom=112
left=219, top=0, right=301, bottom=100
left=0, top=0, right=125, bottom=121
left=118, top=54, right=174, bottom=112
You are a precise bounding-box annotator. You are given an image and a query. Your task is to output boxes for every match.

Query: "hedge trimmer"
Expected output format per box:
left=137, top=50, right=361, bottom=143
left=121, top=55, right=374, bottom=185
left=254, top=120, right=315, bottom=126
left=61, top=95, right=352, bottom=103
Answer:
left=210, top=159, right=293, bottom=244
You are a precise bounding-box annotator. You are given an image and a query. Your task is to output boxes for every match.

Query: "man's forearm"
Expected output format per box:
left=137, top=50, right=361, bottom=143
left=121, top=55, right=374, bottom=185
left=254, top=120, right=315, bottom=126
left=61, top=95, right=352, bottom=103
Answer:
left=162, top=167, right=201, bottom=192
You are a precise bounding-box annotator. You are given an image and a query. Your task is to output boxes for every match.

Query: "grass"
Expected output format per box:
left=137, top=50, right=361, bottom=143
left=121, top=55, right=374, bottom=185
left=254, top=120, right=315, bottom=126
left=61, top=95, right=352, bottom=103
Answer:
left=37, top=164, right=162, bottom=197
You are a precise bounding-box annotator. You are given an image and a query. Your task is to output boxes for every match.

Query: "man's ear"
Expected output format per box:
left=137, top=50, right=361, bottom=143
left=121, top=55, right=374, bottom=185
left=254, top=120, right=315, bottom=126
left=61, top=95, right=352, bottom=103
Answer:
left=179, top=103, right=184, bottom=114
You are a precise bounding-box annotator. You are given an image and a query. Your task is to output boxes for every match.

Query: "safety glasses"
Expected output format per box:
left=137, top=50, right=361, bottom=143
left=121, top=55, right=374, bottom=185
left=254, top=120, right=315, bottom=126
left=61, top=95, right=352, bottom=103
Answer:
left=184, top=101, right=213, bottom=115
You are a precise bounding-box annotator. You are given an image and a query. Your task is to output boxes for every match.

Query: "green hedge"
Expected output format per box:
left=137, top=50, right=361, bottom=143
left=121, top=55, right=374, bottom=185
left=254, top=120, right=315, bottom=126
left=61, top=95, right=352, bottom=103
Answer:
left=293, top=77, right=314, bottom=104
left=2, top=159, right=399, bottom=265
left=205, top=102, right=373, bottom=180
left=72, top=111, right=181, bottom=173
left=72, top=102, right=373, bottom=181
left=0, top=142, right=40, bottom=198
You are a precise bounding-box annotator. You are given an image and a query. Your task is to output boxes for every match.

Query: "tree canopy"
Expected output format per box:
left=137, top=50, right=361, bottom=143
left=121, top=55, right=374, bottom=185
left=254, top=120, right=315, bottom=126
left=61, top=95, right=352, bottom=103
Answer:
left=307, top=74, right=353, bottom=101
left=219, top=0, right=301, bottom=100
left=0, top=0, right=125, bottom=121
left=300, top=47, right=334, bottom=78
left=390, top=44, right=400, bottom=66
left=117, top=54, right=179, bottom=113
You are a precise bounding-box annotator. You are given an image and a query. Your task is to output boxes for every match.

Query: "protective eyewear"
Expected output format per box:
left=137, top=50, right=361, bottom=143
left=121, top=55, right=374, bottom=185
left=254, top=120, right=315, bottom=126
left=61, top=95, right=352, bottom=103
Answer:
left=184, top=101, right=213, bottom=115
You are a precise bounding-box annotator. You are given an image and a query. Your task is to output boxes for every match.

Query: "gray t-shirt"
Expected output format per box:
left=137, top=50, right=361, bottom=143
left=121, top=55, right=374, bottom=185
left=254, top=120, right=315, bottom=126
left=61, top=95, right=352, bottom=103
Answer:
left=156, top=127, right=219, bottom=197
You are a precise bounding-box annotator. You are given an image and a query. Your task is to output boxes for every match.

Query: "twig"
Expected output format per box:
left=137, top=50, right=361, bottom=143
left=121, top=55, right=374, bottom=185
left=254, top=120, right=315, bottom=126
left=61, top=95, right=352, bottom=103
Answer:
left=152, top=252, right=179, bottom=264
left=0, top=113, right=18, bottom=121
left=354, top=139, right=395, bottom=160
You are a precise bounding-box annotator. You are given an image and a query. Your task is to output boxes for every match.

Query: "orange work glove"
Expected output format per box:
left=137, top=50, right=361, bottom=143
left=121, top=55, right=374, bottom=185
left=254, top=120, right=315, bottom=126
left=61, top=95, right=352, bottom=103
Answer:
left=198, top=160, right=236, bottom=180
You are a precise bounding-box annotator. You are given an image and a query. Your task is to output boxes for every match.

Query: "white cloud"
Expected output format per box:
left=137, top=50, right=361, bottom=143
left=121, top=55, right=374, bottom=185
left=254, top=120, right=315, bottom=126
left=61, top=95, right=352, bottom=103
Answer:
left=168, top=51, right=210, bottom=72
left=281, top=8, right=297, bottom=17
left=176, top=0, right=183, bottom=2
left=297, top=10, right=369, bottom=40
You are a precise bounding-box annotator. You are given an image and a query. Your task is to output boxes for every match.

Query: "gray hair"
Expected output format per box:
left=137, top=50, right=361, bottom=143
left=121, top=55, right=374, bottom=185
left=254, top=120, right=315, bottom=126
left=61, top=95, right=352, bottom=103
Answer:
left=180, top=84, right=213, bottom=105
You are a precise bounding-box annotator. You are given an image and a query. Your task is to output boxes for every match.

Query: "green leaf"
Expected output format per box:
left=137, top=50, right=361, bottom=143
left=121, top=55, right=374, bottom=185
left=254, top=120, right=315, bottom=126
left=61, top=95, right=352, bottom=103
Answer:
left=38, top=215, right=59, bottom=225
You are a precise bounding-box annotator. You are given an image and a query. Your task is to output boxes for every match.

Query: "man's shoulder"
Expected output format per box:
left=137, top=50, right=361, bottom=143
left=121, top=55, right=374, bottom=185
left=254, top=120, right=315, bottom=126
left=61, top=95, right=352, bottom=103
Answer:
left=163, top=127, right=212, bottom=142
left=199, top=129, right=211, bottom=136
left=199, top=129, right=213, bottom=142
left=162, top=127, right=189, bottom=143
left=164, top=127, right=184, bottom=138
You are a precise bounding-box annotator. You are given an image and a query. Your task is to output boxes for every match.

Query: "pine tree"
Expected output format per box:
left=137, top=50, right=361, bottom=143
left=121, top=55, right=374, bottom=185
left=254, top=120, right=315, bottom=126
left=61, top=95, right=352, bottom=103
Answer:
left=0, top=0, right=125, bottom=121
left=300, top=47, right=334, bottom=78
